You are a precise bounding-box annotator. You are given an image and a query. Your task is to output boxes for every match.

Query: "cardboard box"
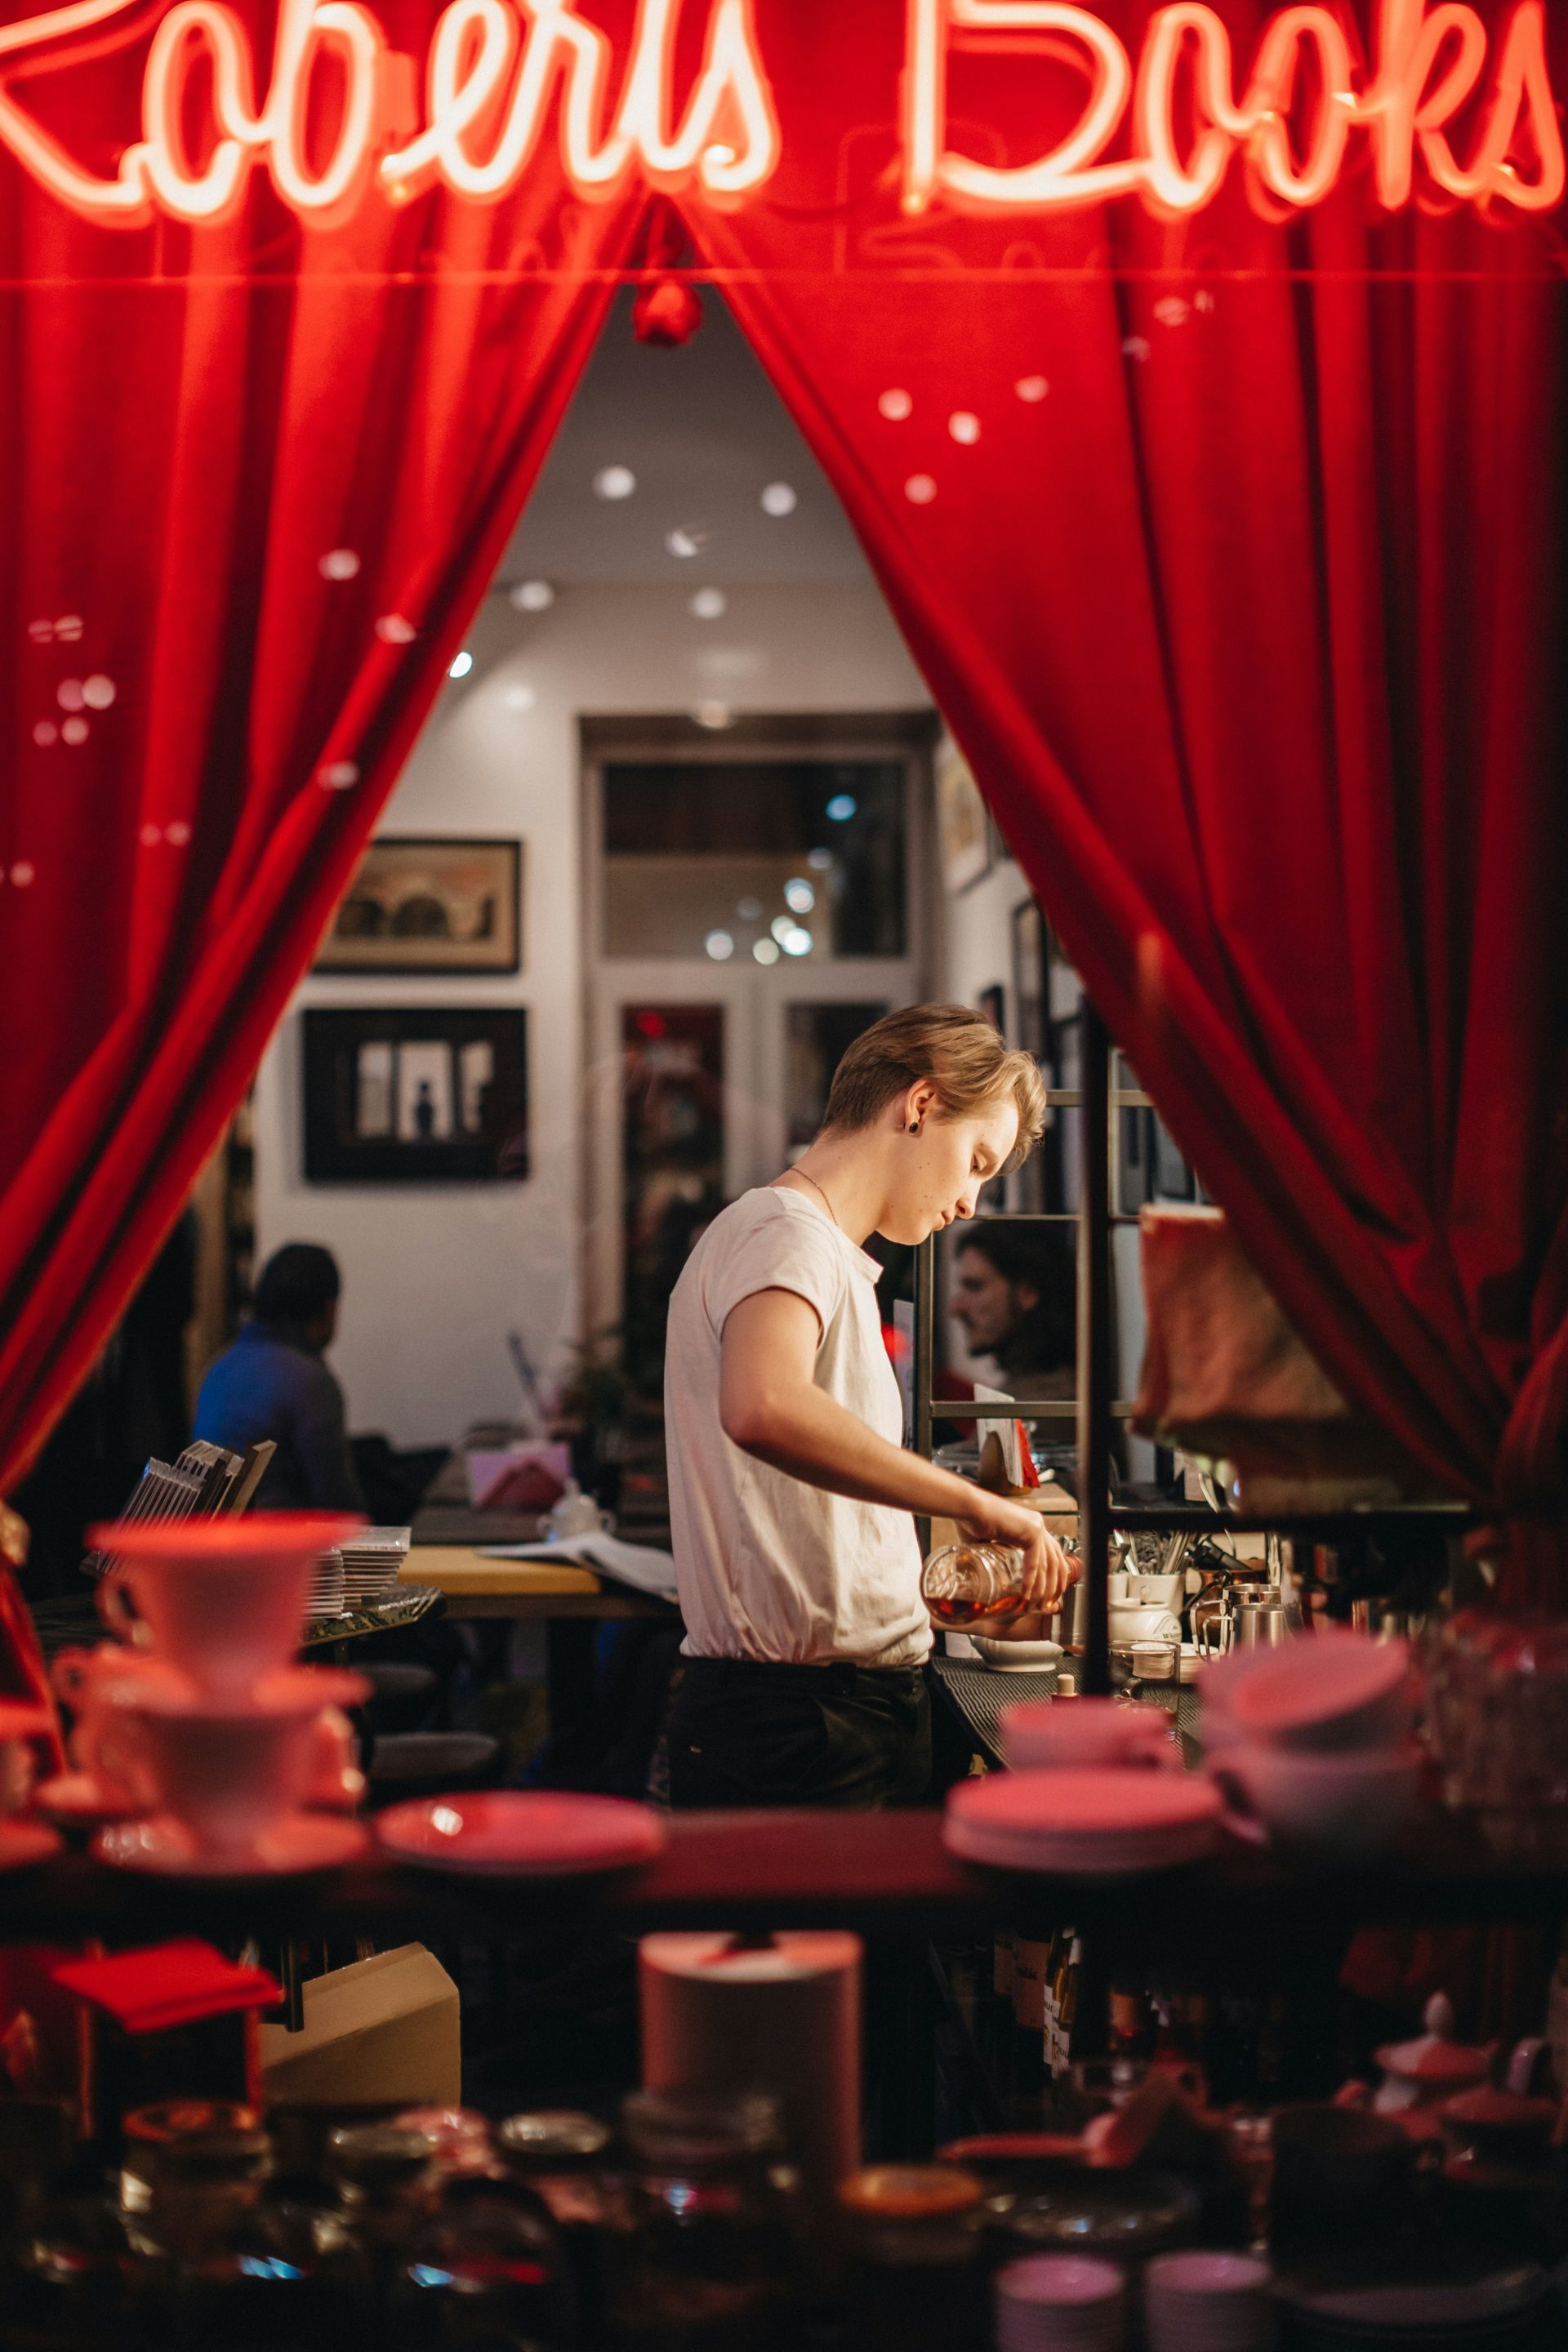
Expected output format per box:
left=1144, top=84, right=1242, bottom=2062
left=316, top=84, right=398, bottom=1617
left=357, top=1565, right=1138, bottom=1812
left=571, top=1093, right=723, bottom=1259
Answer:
left=258, top=1945, right=459, bottom=2109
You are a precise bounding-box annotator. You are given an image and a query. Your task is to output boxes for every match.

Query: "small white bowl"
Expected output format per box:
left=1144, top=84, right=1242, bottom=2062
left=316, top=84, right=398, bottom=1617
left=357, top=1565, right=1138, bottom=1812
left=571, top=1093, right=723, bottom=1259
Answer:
left=969, top=1636, right=1063, bottom=1673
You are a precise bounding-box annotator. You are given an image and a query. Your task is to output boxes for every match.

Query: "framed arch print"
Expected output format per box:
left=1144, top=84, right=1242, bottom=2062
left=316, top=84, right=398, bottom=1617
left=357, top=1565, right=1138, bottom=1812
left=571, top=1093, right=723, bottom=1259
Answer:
left=316, top=837, right=523, bottom=975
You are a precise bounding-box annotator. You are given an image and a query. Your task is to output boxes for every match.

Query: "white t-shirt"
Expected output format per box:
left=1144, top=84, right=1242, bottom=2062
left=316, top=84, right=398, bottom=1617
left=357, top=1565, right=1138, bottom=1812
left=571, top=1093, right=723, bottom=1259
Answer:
left=664, top=1187, right=931, bottom=1668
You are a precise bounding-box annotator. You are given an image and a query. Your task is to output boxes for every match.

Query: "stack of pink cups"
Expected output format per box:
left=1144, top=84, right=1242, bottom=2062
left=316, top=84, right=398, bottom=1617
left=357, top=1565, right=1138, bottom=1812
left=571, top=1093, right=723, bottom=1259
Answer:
left=995, top=2255, right=1127, bottom=2352
left=41, top=1514, right=371, bottom=1878
left=1143, top=2252, right=1274, bottom=2352
left=1199, top=1628, right=1421, bottom=1858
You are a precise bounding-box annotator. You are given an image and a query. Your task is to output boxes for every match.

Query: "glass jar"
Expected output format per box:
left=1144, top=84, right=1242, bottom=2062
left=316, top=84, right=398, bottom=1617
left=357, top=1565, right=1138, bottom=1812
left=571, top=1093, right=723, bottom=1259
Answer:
left=608, top=2089, right=799, bottom=2352
left=497, top=2112, right=614, bottom=2340
left=835, top=2165, right=987, bottom=2352
left=920, top=1540, right=1027, bottom=1629
left=390, top=2170, right=576, bottom=2350
left=3, top=2165, right=134, bottom=2352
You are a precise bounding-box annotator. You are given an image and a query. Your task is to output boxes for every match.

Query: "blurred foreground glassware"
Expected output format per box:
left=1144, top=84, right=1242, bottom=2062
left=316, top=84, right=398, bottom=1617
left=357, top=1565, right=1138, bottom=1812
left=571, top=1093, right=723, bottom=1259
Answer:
left=610, top=2088, right=800, bottom=2352
left=1422, top=1612, right=1568, bottom=1861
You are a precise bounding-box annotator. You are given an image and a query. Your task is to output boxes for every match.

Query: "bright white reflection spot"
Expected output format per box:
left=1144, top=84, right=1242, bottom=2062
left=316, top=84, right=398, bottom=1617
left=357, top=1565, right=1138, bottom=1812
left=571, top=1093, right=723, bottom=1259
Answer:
left=430, top=1805, right=464, bottom=1838
left=82, top=675, right=116, bottom=709
left=32, top=721, right=56, bottom=748
left=753, top=937, right=780, bottom=965
left=904, top=474, right=937, bottom=505
left=693, top=700, right=732, bottom=729
left=705, top=929, right=734, bottom=960
left=140, top=823, right=161, bottom=847
left=167, top=821, right=191, bottom=846
left=594, top=465, right=636, bottom=501
left=784, top=878, right=815, bottom=913
left=318, top=760, right=359, bottom=791
left=1015, top=375, right=1049, bottom=403
left=376, top=614, right=416, bottom=644
left=448, top=650, right=474, bottom=679
left=318, top=549, right=360, bottom=581
left=56, top=679, right=84, bottom=712
left=760, top=482, right=796, bottom=516
left=770, top=914, right=795, bottom=942
left=737, top=897, right=763, bottom=920
left=826, top=794, right=858, bottom=822
left=61, top=716, right=88, bottom=746
left=690, top=588, right=727, bottom=620
left=56, top=617, right=82, bottom=641
left=1154, top=296, right=1191, bottom=327
left=782, top=926, right=813, bottom=956
left=10, top=861, right=33, bottom=886
left=807, top=848, right=832, bottom=871
left=510, top=579, right=555, bottom=611
left=705, top=141, right=735, bottom=167
left=879, top=388, right=913, bottom=421
left=948, top=411, right=980, bottom=444
left=504, top=684, right=537, bottom=711
left=666, top=528, right=702, bottom=559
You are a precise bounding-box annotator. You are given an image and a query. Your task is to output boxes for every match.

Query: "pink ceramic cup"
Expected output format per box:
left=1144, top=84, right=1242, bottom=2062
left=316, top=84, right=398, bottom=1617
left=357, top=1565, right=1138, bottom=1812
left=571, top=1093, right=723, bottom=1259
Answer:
left=89, top=1515, right=361, bottom=1699
left=1000, top=1695, right=1174, bottom=1771
left=51, top=1646, right=195, bottom=1812
left=110, top=1679, right=348, bottom=1864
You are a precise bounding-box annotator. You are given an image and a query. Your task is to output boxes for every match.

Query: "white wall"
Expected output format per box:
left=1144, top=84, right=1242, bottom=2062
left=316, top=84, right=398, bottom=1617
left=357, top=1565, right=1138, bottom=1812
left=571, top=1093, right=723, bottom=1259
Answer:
left=254, top=581, right=929, bottom=1447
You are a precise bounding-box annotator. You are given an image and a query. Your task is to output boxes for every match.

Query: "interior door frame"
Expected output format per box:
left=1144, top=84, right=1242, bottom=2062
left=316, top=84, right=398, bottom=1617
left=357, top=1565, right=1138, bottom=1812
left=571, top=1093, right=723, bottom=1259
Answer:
left=579, top=710, right=936, bottom=1350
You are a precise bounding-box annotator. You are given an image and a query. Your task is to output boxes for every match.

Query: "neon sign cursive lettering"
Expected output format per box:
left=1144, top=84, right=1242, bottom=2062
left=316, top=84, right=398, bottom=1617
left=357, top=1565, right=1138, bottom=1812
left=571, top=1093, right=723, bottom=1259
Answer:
left=903, top=0, right=1566, bottom=216
left=0, top=0, right=1561, bottom=229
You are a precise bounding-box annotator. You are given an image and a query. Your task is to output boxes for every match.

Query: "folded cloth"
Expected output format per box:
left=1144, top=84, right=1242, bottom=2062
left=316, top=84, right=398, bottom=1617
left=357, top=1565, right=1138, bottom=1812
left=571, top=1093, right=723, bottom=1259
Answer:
left=51, top=1940, right=281, bottom=2033
left=1134, top=1206, right=1431, bottom=1503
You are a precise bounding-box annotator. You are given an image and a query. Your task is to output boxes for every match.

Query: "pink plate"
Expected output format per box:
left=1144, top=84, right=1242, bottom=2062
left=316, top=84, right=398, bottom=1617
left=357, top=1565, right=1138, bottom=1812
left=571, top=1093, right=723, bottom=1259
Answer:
left=93, top=1811, right=367, bottom=1878
left=0, top=1820, right=63, bottom=1872
left=944, top=1766, right=1222, bottom=1874
left=375, top=1791, right=667, bottom=1878
left=1226, top=1630, right=1410, bottom=1740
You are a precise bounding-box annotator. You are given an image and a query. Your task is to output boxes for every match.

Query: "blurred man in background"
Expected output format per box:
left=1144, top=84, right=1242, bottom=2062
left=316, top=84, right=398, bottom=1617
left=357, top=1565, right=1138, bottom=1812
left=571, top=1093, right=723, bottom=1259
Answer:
left=194, top=1243, right=363, bottom=1512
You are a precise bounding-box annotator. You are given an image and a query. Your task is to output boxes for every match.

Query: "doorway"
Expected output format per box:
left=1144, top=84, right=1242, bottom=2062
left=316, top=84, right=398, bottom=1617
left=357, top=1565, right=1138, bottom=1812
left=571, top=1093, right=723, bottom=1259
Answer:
left=581, top=712, right=932, bottom=1369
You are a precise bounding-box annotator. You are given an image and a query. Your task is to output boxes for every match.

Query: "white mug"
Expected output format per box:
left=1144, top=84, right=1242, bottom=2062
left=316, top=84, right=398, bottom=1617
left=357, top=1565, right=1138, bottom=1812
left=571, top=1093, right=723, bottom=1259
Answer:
left=548, top=1483, right=615, bottom=1543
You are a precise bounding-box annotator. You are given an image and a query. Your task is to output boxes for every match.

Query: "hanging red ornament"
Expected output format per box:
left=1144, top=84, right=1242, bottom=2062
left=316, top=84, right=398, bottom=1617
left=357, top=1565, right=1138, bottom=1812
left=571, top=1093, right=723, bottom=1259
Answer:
left=632, top=278, right=704, bottom=348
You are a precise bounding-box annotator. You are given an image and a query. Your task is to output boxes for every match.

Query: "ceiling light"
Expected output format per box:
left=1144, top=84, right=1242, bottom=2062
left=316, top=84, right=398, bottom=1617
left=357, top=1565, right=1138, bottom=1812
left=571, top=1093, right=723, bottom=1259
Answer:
left=706, top=929, right=735, bottom=961
left=753, top=938, right=780, bottom=965
left=448, top=649, right=474, bottom=679
left=781, top=926, right=813, bottom=956
left=771, top=914, right=795, bottom=942
left=879, top=388, right=913, bottom=421
left=784, top=878, right=815, bottom=913
left=760, top=482, right=796, bottom=516
left=666, top=528, right=702, bottom=559
left=826, top=793, right=857, bottom=822
left=948, top=410, right=981, bottom=444
left=690, top=588, right=728, bottom=620
left=510, top=579, right=555, bottom=611
left=594, top=465, right=636, bottom=500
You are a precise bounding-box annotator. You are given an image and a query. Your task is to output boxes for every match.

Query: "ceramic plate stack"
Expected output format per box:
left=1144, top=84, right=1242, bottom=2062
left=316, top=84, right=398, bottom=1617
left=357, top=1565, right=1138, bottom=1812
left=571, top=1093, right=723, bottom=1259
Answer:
left=339, top=1526, right=411, bottom=1608
left=996, top=2256, right=1127, bottom=2352
left=305, top=1548, right=346, bottom=1623
left=1144, top=2253, right=1274, bottom=2352
left=944, top=1766, right=1223, bottom=1875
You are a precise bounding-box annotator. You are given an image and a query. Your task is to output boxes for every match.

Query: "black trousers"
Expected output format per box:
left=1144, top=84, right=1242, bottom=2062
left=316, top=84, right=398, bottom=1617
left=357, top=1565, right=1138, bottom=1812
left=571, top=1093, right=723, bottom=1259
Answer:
left=666, top=1656, right=932, bottom=1811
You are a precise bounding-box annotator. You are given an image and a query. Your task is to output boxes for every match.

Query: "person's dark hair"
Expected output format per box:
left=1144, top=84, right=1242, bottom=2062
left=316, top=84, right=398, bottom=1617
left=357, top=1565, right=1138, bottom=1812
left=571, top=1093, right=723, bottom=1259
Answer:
left=253, top=1243, right=341, bottom=1329
left=955, top=1220, right=1075, bottom=1372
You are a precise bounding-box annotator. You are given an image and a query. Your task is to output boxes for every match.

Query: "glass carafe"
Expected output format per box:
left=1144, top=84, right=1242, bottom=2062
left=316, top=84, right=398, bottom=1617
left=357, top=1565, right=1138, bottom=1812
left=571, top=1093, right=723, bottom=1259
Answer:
left=920, top=1541, right=1027, bottom=1630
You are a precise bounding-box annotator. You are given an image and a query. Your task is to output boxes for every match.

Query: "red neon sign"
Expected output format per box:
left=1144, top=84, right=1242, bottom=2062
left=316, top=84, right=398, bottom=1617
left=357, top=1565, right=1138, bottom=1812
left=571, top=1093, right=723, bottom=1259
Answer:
left=905, top=0, right=1565, bottom=216
left=0, top=0, right=1560, bottom=228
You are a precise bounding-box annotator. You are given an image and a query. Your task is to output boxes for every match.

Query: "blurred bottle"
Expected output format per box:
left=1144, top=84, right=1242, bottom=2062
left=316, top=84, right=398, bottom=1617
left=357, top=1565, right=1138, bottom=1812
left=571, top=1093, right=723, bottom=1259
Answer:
left=496, top=2111, right=613, bottom=2342
left=834, top=2165, right=987, bottom=2352
left=607, top=2088, right=800, bottom=2352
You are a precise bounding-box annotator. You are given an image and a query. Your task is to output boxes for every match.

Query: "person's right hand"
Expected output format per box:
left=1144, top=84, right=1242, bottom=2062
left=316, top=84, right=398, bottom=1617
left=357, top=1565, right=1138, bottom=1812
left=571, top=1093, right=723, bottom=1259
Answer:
left=957, top=1491, right=1076, bottom=1615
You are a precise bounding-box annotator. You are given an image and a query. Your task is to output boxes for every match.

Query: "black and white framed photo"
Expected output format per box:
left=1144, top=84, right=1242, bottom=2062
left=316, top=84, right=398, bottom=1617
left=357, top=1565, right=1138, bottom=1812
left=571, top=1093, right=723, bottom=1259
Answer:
left=303, top=1008, right=528, bottom=1183
left=315, top=837, right=522, bottom=974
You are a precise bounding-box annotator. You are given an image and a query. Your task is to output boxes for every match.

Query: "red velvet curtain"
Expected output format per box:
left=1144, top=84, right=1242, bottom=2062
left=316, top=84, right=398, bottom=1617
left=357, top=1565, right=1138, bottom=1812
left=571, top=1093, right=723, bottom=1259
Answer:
left=2, top=0, right=1567, bottom=1644
left=697, top=2, right=1568, bottom=1575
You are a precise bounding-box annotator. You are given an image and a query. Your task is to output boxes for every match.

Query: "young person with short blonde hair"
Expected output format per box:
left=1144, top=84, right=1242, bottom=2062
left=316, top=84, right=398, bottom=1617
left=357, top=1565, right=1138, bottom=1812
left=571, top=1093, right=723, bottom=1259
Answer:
left=663, top=1003, right=1072, bottom=1810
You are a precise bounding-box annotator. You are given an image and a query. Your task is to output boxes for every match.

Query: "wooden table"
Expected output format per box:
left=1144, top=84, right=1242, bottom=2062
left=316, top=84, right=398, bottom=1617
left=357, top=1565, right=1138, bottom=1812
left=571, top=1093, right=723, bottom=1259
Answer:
left=399, top=1546, right=676, bottom=1735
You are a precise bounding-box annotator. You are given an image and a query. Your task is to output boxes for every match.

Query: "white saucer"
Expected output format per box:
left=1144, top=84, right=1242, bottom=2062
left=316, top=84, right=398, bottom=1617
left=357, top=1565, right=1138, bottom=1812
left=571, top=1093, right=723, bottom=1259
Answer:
left=36, top=1771, right=143, bottom=1827
left=945, top=1766, right=1223, bottom=1875
left=0, top=1820, right=63, bottom=1871
left=93, top=1811, right=368, bottom=1878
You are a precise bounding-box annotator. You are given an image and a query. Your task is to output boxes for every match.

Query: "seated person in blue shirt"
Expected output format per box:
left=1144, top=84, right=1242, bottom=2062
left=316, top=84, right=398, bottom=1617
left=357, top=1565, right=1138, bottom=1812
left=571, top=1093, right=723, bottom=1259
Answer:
left=194, top=1244, right=364, bottom=1512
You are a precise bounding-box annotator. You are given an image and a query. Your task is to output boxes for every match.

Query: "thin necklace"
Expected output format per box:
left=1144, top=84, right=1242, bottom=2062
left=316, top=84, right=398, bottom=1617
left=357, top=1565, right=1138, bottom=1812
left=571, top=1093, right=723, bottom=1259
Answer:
left=792, top=1165, right=841, bottom=1230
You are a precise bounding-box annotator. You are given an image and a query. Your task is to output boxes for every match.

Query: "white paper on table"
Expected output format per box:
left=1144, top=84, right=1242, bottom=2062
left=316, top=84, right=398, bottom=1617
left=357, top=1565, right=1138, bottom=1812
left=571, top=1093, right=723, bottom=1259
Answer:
left=476, top=1531, right=679, bottom=1601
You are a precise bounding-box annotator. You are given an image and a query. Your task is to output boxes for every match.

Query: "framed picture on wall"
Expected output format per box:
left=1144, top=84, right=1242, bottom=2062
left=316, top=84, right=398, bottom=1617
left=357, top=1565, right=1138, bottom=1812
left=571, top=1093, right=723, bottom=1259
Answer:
left=934, top=733, right=991, bottom=892
left=1010, top=898, right=1048, bottom=1058
left=303, top=1008, right=529, bottom=1183
left=314, top=837, right=523, bottom=974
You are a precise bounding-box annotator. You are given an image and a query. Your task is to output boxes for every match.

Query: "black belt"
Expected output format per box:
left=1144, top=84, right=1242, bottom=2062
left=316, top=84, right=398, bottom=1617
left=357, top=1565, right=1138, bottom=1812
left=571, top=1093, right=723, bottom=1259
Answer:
left=682, top=1655, right=927, bottom=1695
